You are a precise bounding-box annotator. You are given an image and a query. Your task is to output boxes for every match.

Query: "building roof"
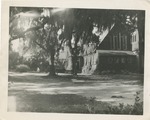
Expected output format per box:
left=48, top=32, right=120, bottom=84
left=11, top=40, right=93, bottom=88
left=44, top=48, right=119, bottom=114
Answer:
left=98, top=24, right=115, bottom=44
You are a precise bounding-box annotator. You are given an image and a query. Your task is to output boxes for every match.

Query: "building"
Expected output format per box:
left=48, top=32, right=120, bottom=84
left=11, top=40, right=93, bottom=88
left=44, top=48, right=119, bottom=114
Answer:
left=82, top=23, right=144, bottom=74
left=59, top=23, right=144, bottom=74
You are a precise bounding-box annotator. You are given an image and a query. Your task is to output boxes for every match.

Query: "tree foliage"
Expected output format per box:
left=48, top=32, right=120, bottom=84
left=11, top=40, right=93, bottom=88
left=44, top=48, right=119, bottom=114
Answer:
left=9, top=7, right=145, bottom=75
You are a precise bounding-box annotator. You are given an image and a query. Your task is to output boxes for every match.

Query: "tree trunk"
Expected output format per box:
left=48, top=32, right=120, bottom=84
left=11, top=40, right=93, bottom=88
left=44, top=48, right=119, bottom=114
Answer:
left=138, top=30, right=144, bottom=73
left=72, top=34, right=80, bottom=75
left=48, top=48, right=56, bottom=76
left=137, top=13, right=145, bottom=73
left=72, top=51, right=77, bottom=75
left=65, top=32, right=74, bottom=74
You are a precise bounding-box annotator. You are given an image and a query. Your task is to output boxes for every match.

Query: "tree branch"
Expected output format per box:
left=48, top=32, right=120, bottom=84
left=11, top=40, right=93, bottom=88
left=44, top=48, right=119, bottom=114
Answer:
left=9, top=25, right=43, bottom=42
left=34, top=40, right=48, bottom=52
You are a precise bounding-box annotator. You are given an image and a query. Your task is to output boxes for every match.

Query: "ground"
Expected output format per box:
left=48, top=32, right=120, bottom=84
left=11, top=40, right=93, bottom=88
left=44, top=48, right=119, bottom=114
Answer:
left=8, top=72, right=143, bottom=113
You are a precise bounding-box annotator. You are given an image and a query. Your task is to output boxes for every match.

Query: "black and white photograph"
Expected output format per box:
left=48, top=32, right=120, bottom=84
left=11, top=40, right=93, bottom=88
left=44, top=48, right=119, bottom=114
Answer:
left=7, top=6, right=146, bottom=115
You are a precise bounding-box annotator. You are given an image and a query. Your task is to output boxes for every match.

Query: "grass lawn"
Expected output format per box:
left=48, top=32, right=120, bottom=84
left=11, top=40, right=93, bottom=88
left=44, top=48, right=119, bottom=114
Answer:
left=8, top=72, right=143, bottom=114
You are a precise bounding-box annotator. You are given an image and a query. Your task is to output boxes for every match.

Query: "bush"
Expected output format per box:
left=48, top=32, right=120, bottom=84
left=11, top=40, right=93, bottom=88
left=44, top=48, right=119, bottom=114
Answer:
left=84, top=92, right=143, bottom=115
left=9, top=51, right=20, bottom=70
left=16, top=64, right=30, bottom=72
left=104, top=92, right=143, bottom=115
left=104, top=102, right=143, bottom=115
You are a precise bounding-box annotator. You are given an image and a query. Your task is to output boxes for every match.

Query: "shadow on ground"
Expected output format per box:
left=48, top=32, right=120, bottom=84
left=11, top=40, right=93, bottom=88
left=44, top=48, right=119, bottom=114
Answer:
left=8, top=72, right=144, bottom=113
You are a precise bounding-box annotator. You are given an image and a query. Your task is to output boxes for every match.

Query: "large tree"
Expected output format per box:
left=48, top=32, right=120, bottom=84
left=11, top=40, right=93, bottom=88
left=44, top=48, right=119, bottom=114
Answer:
left=9, top=7, right=64, bottom=75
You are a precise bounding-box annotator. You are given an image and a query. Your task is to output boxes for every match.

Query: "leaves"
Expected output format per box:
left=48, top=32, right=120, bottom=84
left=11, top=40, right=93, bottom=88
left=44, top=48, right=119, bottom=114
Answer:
left=9, top=7, right=145, bottom=70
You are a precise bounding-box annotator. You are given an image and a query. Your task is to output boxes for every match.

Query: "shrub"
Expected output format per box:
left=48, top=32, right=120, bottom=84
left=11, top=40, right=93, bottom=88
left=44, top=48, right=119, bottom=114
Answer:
left=16, top=64, right=30, bottom=72
left=104, top=102, right=143, bottom=115
left=85, top=97, right=96, bottom=113
left=104, top=92, right=143, bottom=115
left=84, top=92, right=143, bottom=115
left=9, top=51, right=20, bottom=70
